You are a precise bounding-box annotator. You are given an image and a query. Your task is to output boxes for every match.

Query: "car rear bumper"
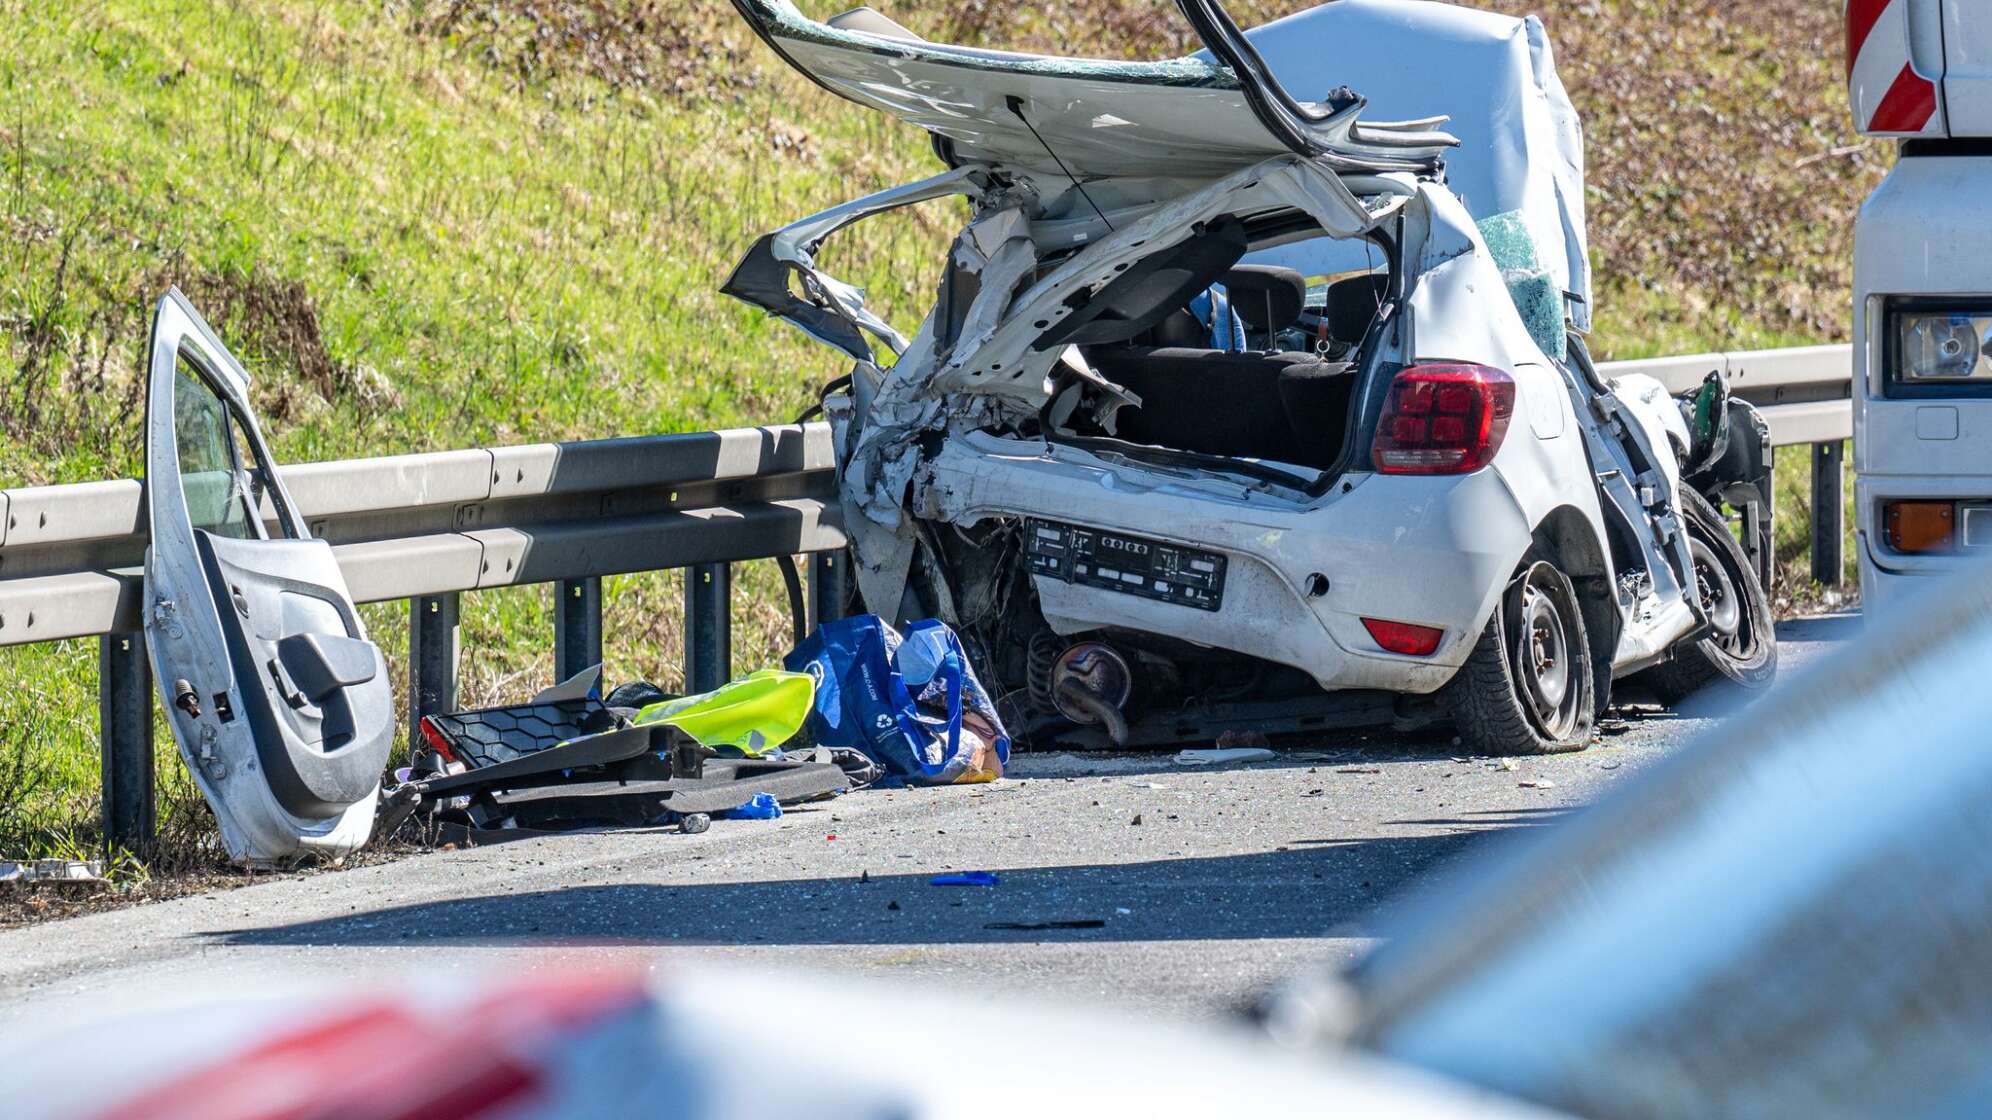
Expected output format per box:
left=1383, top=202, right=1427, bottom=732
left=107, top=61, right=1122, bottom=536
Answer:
left=919, top=433, right=1533, bottom=694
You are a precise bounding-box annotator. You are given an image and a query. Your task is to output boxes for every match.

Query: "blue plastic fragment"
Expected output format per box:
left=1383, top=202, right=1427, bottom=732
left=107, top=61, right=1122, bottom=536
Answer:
left=929, top=871, right=999, bottom=887
left=721, top=792, right=782, bottom=820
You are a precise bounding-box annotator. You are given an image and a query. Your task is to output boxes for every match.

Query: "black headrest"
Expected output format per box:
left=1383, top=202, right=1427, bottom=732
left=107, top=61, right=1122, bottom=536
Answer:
left=1325, top=273, right=1391, bottom=343
left=1034, top=216, right=1249, bottom=350
left=1220, top=265, right=1306, bottom=331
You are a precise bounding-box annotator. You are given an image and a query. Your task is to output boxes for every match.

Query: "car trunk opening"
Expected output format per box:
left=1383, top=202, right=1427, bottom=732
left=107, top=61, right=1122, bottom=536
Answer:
left=1037, top=218, right=1402, bottom=487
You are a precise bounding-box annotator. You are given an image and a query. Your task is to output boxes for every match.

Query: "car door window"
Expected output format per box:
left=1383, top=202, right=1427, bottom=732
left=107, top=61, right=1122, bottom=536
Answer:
left=174, top=355, right=263, bottom=540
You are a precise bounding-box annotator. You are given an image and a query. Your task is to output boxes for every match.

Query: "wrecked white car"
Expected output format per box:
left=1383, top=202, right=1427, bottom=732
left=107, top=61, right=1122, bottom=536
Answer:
left=729, top=0, right=1776, bottom=754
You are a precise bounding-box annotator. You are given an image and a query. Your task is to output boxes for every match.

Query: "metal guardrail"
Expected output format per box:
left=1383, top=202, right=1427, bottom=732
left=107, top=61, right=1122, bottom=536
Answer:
left=0, top=346, right=1855, bottom=851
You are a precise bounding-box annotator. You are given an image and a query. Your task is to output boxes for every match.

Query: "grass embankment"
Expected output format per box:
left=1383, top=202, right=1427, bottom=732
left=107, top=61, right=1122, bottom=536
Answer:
left=0, top=0, right=1876, bottom=879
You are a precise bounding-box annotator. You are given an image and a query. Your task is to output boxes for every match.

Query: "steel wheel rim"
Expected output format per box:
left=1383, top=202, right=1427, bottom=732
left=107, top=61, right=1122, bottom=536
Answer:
left=1689, top=531, right=1748, bottom=656
left=1510, top=567, right=1580, bottom=739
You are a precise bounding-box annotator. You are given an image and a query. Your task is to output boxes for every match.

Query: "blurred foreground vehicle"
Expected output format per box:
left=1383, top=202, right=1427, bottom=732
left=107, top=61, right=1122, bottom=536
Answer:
left=728, top=0, right=1777, bottom=756
left=1264, top=559, right=1992, bottom=1118
left=5, top=966, right=1552, bottom=1120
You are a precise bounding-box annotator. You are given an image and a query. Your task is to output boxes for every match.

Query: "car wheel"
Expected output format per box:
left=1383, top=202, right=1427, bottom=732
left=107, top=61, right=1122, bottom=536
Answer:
left=1444, top=559, right=1597, bottom=755
left=1641, top=488, right=1778, bottom=704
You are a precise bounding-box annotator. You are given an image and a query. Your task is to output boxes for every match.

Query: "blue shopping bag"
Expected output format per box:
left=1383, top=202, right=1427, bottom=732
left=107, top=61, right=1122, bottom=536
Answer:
left=784, top=614, right=1009, bottom=785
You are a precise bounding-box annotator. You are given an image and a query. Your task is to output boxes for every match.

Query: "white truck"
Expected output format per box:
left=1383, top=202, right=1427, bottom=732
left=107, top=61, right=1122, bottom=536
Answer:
left=1851, top=0, right=1992, bottom=604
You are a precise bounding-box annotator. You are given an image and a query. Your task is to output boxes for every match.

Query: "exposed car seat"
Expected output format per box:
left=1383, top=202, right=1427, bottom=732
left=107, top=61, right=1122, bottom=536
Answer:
left=1087, top=347, right=1355, bottom=470
left=1324, top=272, right=1391, bottom=347
left=1218, top=265, right=1307, bottom=335
left=1149, top=308, right=1208, bottom=349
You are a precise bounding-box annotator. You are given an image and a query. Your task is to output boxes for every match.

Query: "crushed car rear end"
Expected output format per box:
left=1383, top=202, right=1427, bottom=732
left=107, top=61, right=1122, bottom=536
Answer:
left=727, top=0, right=1771, bottom=752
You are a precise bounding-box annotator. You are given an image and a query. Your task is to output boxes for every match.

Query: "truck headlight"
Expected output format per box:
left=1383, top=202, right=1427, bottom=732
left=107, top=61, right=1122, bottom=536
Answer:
left=1892, top=305, right=1992, bottom=384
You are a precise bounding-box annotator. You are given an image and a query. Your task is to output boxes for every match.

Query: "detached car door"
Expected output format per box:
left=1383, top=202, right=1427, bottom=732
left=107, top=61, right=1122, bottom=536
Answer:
left=142, top=289, right=392, bottom=865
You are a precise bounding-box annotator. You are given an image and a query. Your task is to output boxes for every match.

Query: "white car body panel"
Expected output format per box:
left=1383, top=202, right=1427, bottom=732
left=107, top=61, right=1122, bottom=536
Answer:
left=731, top=0, right=1457, bottom=190
left=921, top=432, right=1530, bottom=693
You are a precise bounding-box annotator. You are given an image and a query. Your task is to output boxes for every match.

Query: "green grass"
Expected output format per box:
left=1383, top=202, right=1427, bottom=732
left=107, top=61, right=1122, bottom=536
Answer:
left=0, top=0, right=1875, bottom=868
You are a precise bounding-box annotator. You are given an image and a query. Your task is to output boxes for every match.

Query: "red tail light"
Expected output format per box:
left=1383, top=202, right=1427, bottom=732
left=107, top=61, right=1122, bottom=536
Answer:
left=418, top=715, right=459, bottom=764
left=1372, top=362, right=1516, bottom=475
left=1361, top=617, right=1445, bottom=656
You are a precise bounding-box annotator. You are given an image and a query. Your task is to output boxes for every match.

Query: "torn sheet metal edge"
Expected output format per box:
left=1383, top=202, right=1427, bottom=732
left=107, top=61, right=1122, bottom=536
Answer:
left=732, top=0, right=1457, bottom=182
left=721, top=167, right=985, bottom=362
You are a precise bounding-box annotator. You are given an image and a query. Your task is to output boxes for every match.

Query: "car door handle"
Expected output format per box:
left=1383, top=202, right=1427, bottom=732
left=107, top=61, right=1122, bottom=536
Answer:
left=276, top=633, right=378, bottom=703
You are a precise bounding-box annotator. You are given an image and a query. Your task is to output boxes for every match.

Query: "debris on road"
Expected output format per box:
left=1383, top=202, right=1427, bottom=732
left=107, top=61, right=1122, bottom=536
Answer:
left=1175, top=747, right=1277, bottom=766
left=0, top=860, right=104, bottom=884
left=722, top=793, right=783, bottom=820
left=930, top=871, right=1000, bottom=887
left=984, top=919, right=1106, bottom=931
left=1518, top=779, right=1557, bottom=789
left=382, top=665, right=846, bottom=841
left=787, top=615, right=1012, bottom=785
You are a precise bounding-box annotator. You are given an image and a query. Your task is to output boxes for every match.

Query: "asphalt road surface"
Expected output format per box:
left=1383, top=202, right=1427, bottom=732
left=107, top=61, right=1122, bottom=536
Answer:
left=0, top=616, right=1857, bottom=1034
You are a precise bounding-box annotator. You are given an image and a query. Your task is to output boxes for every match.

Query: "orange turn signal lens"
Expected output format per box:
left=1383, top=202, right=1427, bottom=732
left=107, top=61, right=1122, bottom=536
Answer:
left=1884, top=500, right=1957, bottom=554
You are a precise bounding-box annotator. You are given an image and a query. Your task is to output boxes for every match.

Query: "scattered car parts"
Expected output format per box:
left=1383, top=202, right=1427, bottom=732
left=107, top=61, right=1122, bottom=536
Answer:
left=385, top=666, right=849, bottom=840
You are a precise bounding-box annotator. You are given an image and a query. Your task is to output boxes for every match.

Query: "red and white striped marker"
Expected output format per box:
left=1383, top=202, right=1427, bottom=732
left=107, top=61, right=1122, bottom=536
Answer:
left=1848, top=0, right=1945, bottom=136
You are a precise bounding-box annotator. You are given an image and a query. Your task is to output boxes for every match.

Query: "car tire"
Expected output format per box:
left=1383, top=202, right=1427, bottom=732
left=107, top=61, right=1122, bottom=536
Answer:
left=1641, top=488, right=1778, bottom=704
left=1444, top=559, right=1598, bottom=755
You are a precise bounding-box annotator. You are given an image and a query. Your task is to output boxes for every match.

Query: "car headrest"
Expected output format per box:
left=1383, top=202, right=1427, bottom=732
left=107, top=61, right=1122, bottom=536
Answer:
left=1220, top=265, right=1306, bottom=332
left=1325, top=272, right=1391, bottom=343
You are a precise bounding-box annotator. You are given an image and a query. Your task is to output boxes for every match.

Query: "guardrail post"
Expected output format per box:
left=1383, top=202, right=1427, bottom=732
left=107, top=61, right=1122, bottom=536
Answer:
left=809, top=549, right=848, bottom=631
left=685, top=563, right=732, bottom=693
left=554, top=577, right=603, bottom=681
left=409, top=593, right=460, bottom=746
left=1811, top=441, right=1845, bottom=587
left=99, top=633, right=154, bottom=854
